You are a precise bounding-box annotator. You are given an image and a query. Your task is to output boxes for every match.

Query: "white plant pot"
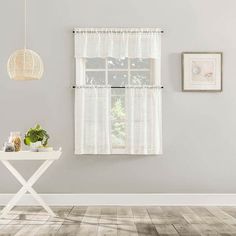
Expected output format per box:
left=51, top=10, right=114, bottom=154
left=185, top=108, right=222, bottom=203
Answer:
left=30, top=141, right=42, bottom=152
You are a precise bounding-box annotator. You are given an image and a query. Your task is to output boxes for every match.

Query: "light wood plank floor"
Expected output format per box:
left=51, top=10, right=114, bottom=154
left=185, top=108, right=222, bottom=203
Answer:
left=1, top=206, right=236, bottom=235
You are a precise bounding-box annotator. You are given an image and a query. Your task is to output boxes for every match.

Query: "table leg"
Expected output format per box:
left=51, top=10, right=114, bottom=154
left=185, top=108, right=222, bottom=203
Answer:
left=1, top=160, right=56, bottom=218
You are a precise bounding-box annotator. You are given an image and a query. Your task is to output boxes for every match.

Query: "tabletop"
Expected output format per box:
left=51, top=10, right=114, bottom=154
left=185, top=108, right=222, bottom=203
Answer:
left=0, top=150, right=62, bottom=161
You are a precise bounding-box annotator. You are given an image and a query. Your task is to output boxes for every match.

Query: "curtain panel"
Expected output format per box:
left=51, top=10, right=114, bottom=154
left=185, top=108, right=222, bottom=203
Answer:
left=125, top=87, right=162, bottom=155
left=74, top=28, right=161, bottom=59
left=75, top=86, right=112, bottom=154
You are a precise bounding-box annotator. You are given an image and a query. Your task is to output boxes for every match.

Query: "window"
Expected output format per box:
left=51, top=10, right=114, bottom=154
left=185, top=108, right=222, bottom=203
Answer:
left=83, top=58, right=156, bottom=152
left=74, top=28, right=162, bottom=155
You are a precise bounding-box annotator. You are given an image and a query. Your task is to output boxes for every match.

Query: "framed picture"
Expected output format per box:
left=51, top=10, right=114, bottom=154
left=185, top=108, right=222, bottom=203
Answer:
left=182, top=52, right=223, bottom=92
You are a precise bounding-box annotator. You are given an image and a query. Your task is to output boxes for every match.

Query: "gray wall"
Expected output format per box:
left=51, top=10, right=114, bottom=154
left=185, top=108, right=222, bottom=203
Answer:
left=0, top=0, right=236, bottom=194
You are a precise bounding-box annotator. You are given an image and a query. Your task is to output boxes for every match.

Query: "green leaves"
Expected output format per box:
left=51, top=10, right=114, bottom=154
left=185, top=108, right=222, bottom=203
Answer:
left=111, top=98, right=126, bottom=146
left=24, top=124, right=50, bottom=147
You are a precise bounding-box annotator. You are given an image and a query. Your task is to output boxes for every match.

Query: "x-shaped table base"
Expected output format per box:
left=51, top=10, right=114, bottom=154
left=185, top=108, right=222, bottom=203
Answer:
left=1, top=160, right=56, bottom=218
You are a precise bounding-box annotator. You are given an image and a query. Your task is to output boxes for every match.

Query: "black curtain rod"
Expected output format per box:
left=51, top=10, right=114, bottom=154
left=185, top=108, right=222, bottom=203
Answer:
left=73, top=30, right=164, bottom=34
left=72, top=86, right=164, bottom=89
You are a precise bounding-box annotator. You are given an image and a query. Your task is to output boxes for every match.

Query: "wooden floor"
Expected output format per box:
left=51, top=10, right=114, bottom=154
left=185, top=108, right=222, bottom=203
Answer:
left=1, top=206, right=236, bottom=235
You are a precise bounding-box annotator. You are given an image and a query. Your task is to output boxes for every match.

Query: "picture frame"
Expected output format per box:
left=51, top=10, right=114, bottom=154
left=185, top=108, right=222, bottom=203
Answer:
left=182, top=52, right=223, bottom=92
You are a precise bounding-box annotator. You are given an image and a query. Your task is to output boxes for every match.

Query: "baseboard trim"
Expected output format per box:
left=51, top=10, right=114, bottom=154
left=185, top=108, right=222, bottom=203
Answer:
left=1, top=194, right=236, bottom=206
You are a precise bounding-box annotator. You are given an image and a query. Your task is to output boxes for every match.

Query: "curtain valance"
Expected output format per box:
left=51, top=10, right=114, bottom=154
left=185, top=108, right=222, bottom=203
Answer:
left=74, top=28, right=162, bottom=59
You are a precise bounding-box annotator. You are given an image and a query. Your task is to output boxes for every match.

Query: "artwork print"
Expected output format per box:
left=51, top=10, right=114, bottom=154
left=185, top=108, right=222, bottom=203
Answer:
left=182, top=52, right=222, bottom=91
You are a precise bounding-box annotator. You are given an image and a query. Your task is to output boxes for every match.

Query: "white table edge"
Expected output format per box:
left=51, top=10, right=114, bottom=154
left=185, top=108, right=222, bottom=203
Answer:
left=0, top=151, right=62, bottom=160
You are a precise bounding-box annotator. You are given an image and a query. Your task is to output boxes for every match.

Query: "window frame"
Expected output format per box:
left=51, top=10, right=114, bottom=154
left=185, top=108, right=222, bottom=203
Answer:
left=76, top=58, right=160, bottom=154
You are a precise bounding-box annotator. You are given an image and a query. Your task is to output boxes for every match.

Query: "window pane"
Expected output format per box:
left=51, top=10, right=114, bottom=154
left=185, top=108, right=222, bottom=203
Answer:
left=108, top=58, right=128, bottom=69
left=130, top=59, right=150, bottom=69
left=86, top=58, right=105, bottom=69
left=130, top=71, right=150, bottom=85
left=112, top=122, right=126, bottom=148
left=111, top=96, right=126, bottom=148
left=86, top=71, right=106, bottom=85
left=108, top=72, right=128, bottom=87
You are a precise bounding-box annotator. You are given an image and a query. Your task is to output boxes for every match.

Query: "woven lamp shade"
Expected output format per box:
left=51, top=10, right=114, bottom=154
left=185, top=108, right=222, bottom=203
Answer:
left=7, top=49, right=44, bottom=80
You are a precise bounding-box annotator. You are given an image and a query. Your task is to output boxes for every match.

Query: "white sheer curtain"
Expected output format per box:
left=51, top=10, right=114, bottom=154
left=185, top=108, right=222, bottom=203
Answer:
left=74, top=28, right=161, bottom=59
left=75, top=86, right=112, bottom=154
left=125, top=87, right=162, bottom=155
left=74, top=28, right=162, bottom=155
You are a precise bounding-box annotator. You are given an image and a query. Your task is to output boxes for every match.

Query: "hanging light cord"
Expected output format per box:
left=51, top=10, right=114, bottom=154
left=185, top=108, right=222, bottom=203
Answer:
left=24, top=0, right=27, bottom=49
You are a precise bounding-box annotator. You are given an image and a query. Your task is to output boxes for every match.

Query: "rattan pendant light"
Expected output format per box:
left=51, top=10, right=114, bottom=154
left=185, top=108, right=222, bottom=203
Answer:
left=7, top=0, right=44, bottom=80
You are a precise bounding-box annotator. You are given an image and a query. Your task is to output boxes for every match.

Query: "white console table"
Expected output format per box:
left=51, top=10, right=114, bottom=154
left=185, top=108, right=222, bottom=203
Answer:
left=0, top=150, right=62, bottom=218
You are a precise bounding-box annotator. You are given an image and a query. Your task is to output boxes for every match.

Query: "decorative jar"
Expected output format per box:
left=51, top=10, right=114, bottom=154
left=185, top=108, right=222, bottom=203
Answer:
left=9, top=132, right=22, bottom=152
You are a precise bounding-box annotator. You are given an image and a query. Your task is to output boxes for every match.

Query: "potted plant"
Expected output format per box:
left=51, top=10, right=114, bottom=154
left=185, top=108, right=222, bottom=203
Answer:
left=24, top=124, right=50, bottom=151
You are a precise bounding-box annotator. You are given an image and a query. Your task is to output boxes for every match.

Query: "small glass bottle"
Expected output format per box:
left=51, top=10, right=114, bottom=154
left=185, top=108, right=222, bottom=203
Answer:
left=3, top=142, right=15, bottom=152
left=9, top=132, right=22, bottom=152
